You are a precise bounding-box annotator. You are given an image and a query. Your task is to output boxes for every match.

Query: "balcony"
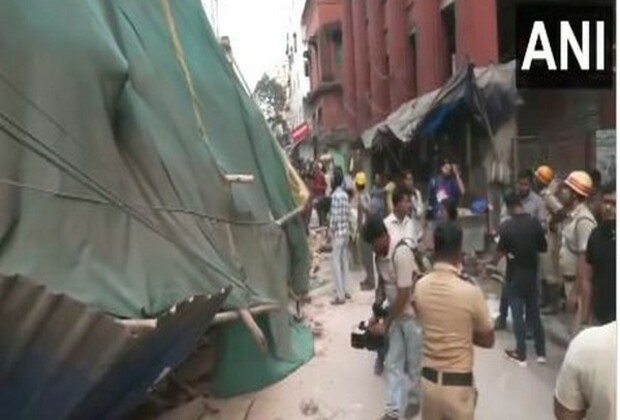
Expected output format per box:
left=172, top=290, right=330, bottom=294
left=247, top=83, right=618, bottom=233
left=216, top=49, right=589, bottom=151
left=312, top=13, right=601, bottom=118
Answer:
left=306, top=80, right=342, bottom=105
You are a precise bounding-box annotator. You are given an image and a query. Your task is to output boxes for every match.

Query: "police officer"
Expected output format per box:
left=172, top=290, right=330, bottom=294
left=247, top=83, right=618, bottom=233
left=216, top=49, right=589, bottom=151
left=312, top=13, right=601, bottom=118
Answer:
left=414, top=222, right=495, bottom=420
left=558, top=171, right=597, bottom=335
left=533, top=165, right=563, bottom=314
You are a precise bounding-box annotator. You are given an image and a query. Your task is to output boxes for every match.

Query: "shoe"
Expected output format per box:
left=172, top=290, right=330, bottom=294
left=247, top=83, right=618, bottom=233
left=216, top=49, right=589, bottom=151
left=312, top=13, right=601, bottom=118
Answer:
left=505, top=350, right=526, bottom=367
left=330, top=298, right=345, bottom=305
left=537, top=356, right=547, bottom=365
left=373, top=357, right=384, bottom=376
left=345, top=292, right=352, bottom=300
left=378, top=415, right=398, bottom=420
left=494, top=318, right=507, bottom=331
left=404, top=403, right=420, bottom=419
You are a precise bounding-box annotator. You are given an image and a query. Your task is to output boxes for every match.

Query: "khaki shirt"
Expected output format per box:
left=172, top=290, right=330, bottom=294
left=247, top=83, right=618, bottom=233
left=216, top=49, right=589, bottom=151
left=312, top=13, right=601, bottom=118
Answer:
left=377, top=238, right=419, bottom=317
left=414, top=263, right=493, bottom=372
left=559, top=203, right=597, bottom=277
left=541, top=180, right=564, bottom=216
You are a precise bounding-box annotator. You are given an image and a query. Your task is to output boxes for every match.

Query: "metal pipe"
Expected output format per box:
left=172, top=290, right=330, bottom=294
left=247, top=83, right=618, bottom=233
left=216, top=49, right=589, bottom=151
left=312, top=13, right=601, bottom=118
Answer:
left=224, top=174, right=255, bottom=183
left=275, top=204, right=306, bottom=227
left=116, top=303, right=281, bottom=331
left=212, top=303, right=281, bottom=325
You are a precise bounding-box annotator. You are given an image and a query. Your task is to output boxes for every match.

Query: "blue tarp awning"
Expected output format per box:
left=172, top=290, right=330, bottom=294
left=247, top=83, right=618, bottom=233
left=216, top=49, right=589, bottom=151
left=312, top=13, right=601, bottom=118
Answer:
left=361, top=60, right=521, bottom=148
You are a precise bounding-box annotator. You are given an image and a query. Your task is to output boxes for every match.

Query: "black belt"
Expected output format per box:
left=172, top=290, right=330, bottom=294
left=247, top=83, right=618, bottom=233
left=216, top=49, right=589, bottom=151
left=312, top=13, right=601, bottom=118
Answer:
left=422, top=367, right=473, bottom=387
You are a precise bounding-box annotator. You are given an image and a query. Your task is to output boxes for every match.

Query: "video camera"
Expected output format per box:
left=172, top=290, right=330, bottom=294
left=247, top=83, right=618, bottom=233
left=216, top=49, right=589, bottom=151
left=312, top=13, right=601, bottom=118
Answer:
left=350, top=301, right=389, bottom=351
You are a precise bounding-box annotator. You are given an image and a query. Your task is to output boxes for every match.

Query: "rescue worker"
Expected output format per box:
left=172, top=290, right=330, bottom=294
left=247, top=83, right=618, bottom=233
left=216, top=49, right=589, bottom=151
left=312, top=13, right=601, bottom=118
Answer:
left=363, top=187, right=422, bottom=420
left=558, top=171, right=597, bottom=335
left=415, top=222, right=495, bottom=420
left=533, top=165, right=564, bottom=314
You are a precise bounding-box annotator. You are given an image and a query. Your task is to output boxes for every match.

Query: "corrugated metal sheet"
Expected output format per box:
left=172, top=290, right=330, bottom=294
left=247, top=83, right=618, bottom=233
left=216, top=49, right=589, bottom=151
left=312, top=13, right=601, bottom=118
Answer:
left=0, top=274, right=228, bottom=420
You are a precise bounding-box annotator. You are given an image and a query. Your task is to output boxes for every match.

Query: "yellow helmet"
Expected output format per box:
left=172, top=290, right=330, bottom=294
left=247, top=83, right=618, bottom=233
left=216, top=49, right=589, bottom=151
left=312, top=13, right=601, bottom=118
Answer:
left=534, top=165, right=554, bottom=185
left=564, top=171, right=593, bottom=198
left=354, top=171, right=367, bottom=186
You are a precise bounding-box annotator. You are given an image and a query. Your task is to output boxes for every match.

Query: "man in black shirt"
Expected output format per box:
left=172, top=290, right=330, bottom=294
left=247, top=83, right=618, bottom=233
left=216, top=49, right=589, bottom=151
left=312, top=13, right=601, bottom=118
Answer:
left=583, top=182, right=616, bottom=325
left=492, top=192, right=548, bottom=366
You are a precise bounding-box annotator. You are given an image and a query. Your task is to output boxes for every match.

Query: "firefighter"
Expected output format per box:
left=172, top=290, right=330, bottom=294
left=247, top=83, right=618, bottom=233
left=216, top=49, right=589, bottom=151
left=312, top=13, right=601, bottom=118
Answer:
left=533, top=165, right=564, bottom=314
left=558, top=171, right=597, bottom=335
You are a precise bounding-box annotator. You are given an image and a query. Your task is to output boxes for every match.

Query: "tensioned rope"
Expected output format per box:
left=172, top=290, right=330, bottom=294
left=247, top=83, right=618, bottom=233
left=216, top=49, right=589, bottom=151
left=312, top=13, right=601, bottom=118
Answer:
left=0, top=108, right=252, bottom=293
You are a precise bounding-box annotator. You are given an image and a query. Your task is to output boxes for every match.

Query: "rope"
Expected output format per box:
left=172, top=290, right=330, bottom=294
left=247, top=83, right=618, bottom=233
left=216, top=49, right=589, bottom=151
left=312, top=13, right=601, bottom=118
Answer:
left=0, top=111, right=251, bottom=292
left=160, top=0, right=227, bottom=180
left=0, top=179, right=271, bottom=226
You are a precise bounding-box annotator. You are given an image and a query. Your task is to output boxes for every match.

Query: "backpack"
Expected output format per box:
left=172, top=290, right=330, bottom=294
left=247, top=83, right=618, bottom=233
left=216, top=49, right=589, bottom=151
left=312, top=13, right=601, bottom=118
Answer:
left=391, top=237, right=432, bottom=276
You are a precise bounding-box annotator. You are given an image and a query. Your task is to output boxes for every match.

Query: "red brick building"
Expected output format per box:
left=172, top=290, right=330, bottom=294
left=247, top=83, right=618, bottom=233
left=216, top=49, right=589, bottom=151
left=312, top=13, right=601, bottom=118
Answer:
left=342, top=0, right=499, bottom=137
left=339, top=0, right=614, bottom=179
left=301, top=0, right=349, bottom=163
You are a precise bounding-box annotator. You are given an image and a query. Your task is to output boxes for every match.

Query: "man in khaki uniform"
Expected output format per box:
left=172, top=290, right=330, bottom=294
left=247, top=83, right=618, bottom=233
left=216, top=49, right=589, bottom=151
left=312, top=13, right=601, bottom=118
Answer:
left=414, top=222, right=495, bottom=420
left=558, top=171, right=597, bottom=335
left=533, top=165, right=564, bottom=313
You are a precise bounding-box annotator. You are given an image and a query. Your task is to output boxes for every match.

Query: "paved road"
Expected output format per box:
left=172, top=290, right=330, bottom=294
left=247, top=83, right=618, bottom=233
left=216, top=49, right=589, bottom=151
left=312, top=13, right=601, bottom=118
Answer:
left=210, top=264, right=564, bottom=420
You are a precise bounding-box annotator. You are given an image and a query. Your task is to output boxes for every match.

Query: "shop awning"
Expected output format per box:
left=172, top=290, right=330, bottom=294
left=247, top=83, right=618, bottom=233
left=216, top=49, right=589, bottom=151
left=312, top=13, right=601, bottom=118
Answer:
left=291, top=121, right=311, bottom=146
left=361, top=60, right=520, bottom=149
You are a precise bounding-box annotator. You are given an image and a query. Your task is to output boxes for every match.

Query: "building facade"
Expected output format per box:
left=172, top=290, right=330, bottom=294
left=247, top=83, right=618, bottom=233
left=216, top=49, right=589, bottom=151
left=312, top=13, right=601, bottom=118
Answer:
left=342, top=0, right=499, bottom=137
left=301, top=0, right=351, bottom=168
left=340, top=0, right=614, bottom=181
left=286, top=0, right=311, bottom=131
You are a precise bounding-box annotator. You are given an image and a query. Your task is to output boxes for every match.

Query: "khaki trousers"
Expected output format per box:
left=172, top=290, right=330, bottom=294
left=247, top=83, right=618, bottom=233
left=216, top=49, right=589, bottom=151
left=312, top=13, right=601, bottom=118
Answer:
left=540, top=232, right=561, bottom=286
left=421, top=378, right=475, bottom=420
left=564, top=276, right=582, bottom=338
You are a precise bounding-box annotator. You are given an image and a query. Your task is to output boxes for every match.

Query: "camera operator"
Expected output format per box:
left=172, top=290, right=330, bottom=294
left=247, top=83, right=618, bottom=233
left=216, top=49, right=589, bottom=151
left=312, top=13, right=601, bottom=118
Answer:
left=362, top=186, right=422, bottom=420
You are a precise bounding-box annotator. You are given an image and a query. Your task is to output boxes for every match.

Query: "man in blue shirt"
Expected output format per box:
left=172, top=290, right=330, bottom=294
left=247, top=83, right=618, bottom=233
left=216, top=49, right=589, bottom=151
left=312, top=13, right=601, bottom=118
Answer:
left=427, top=159, right=465, bottom=220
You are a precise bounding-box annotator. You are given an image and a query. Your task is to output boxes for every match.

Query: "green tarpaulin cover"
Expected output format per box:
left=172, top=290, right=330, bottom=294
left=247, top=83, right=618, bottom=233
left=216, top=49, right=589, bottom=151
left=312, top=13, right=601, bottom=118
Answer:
left=212, top=314, right=313, bottom=398
left=0, top=0, right=311, bottom=386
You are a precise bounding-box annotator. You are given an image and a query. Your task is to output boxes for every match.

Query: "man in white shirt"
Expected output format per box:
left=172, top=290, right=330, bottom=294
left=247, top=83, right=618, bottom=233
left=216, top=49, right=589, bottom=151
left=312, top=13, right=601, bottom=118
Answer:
left=404, top=171, right=425, bottom=245
left=554, top=321, right=616, bottom=420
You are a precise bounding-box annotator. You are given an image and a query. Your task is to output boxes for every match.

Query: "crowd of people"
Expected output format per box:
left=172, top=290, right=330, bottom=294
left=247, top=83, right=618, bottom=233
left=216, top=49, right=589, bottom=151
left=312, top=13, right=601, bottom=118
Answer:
left=489, top=165, right=616, bottom=420
left=298, top=154, right=616, bottom=419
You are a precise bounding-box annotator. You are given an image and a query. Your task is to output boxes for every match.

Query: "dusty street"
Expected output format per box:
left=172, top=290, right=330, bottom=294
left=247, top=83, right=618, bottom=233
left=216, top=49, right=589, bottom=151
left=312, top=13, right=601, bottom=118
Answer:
left=206, top=256, right=564, bottom=420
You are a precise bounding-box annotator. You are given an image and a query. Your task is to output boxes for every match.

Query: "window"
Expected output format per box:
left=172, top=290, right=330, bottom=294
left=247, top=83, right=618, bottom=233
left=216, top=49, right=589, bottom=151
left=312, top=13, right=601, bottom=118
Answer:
left=333, top=30, right=343, bottom=69
left=441, top=3, right=456, bottom=78
left=409, top=31, right=417, bottom=96
left=496, top=1, right=515, bottom=62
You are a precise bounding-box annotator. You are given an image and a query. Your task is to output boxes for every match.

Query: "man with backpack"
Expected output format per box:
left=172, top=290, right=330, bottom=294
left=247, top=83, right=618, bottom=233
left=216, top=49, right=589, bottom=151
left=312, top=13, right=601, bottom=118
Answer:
left=363, top=186, right=425, bottom=420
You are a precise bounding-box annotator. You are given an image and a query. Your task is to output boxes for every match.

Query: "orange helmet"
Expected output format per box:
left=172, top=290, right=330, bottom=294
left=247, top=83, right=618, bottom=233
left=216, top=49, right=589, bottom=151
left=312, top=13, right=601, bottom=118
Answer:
left=534, top=165, right=554, bottom=185
left=564, top=171, right=593, bottom=198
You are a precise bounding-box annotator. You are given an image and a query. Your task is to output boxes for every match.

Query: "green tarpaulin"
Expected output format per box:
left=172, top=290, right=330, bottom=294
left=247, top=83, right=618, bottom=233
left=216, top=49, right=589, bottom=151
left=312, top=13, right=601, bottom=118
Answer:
left=0, top=0, right=311, bottom=389
left=212, top=314, right=313, bottom=398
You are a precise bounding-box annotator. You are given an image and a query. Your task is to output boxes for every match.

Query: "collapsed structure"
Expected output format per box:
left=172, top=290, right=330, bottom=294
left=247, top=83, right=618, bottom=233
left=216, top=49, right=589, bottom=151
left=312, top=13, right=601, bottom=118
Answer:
left=0, top=0, right=311, bottom=417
